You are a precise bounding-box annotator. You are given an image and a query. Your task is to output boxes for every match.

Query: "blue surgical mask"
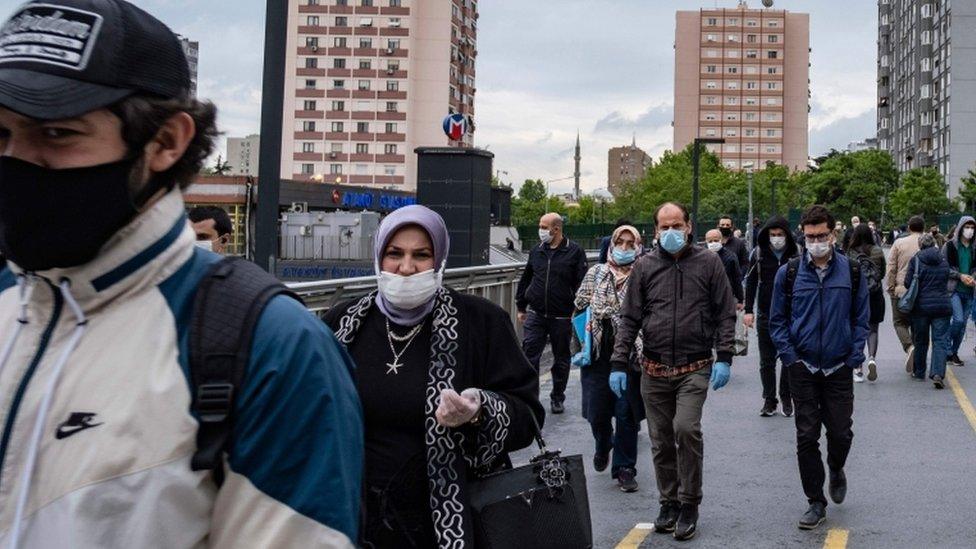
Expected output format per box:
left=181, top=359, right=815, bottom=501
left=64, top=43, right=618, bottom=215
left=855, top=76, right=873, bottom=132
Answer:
left=611, top=247, right=637, bottom=265
left=660, top=229, right=687, bottom=254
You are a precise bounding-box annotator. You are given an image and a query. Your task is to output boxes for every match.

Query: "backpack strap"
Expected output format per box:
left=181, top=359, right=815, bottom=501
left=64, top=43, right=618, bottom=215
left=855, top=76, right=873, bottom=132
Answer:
left=188, top=257, right=302, bottom=485
left=848, top=256, right=861, bottom=327
left=783, top=256, right=801, bottom=322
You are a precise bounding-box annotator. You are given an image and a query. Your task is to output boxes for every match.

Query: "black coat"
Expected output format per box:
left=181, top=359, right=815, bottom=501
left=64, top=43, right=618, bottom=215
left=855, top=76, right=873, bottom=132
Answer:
left=905, top=247, right=952, bottom=317
left=745, top=216, right=799, bottom=316
left=516, top=238, right=588, bottom=317
left=723, top=235, right=750, bottom=273
left=717, top=247, right=744, bottom=303
left=325, top=289, right=545, bottom=548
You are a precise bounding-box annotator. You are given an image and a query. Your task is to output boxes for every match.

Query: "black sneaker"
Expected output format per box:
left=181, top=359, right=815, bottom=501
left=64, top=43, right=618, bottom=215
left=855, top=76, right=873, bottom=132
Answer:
left=760, top=401, right=777, bottom=417
left=654, top=501, right=681, bottom=533
left=672, top=503, right=698, bottom=541
left=781, top=399, right=794, bottom=418
left=829, top=469, right=847, bottom=504
left=798, top=502, right=826, bottom=530
left=593, top=453, right=609, bottom=472
left=550, top=400, right=565, bottom=414
left=949, top=354, right=964, bottom=367
left=933, top=375, right=945, bottom=390
left=617, top=468, right=639, bottom=493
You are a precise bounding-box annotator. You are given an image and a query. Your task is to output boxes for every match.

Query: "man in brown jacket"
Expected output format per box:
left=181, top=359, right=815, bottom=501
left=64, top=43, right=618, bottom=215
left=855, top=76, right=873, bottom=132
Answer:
left=610, top=202, right=737, bottom=542
left=886, top=215, right=924, bottom=371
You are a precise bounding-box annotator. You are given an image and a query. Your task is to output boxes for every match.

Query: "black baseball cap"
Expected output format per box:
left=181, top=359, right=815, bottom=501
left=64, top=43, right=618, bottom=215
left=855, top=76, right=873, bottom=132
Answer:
left=0, top=0, right=190, bottom=120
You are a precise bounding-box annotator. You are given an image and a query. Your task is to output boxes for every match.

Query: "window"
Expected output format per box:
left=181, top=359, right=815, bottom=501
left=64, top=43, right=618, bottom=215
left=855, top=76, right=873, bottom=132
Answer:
left=745, top=97, right=758, bottom=105
left=705, top=128, right=717, bottom=137
left=766, top=82, right=778, bottom=90
left=335, top=16, right=348, bottom=26
left=767, top=50, right=778, bottom=59
left=390, top=18, right=401, bottom=27
left=745, top=128, right=757, bottom=136
left=359, top=38, right=372, bottom=48
left=331, top=122, right=344, bottom=132
left=725, top=129, right=738, bottom=137
left=745, top=113, right=757, bottom=121
left=386, top=101, right=398, bottom=112
left=357, top=122, right=369, bottom=133
left=384, top=165, right=397, bottom=176
left=726, top=66, right=738, bottom=74
left=768, top=35, right=779, bottom=43
left=921, top=84, right=931, bottom=98
left=301, top=163, right=314, bottom=175
left=331, top=100, right=345, bottom=111
left=361, top=0, right=373, bottom=6
left=725, top=113, right=738, bottom=121
left=706, top=96, right=718, bottom=105
left=727, top=50, right=739, bottom=58
left=706, top=49, right=718, bottom=58
left=304, top=79, right=317, bottom=89
left=359, top=18, right=373, bottom=27
left=706, top=34, right=717, bottom=42
left=333, top=58, right=346, bottom=68
left=336, top=0, right=348, bottom=5
left=767, top=20, right=779, bottom=27
left=388, top=61, right=400, bottom=71
left=307, top=16, right=320, bottom=26
left=746, top=81, right=757, bottom=89
left=307, top=0, right=319, bottom=4
left=355, top=164, right=369, bottom=175
left=707, top=17, right=718, bottom=26
left=766, top=129, right=777, bottom=137
left=746, top=19, right=758, bottom=27
left=358, top=80, right=370, bottom=90
left=704, top=113, right=717, bottom=121
left=766, top=97, right=777, bottom=105
left=767, top=67, right=778, bottom=74
left=384, top=144, right=398, bottom=154
left=706, top=65, right=717, bottom=73
left=356, top=100, right=370, bottom=111
left=356, top=143, right=369, bottom=154
left=306, top=37, right=319, bottom=48
left=333, top=79, right=345, bottom=88
left=726, top=81, right=739, bottom=90
left=726, top=97, right=738, bottom=105
left=329, top=164, right=343, bottom=174
left=302, top=121, right=316, bottom=131
left=305, top=58, right=318, bottom=68
left=728, top=34, right=739, bottom=42
left=389, top=0, right=401, bottom=6
left=727, top=18, right=738, bottom=25
left=747, top=34, right=757, bottom=43
left=706, top=81, right=717, bottom=89
left=302, top=143, right=315, bottom=153
left=331, top=143, right=343, bottom=153
left=303, top=100, right=317, bottom=110
left=333, top=37, right=347, bottom=48
left=386, top=80, right=399, bottom=91
left=387, top=39, right=401, bottom=50
left=385, top=122, right=397, bottom=133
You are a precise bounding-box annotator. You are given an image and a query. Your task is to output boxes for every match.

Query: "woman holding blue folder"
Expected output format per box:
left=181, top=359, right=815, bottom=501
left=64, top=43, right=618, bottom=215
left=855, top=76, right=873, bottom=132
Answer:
left=574, top=225, right=646, bottom=492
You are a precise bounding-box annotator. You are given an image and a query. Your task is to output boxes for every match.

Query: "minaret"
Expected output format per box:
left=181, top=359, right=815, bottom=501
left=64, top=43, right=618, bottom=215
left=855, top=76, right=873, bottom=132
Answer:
left=574, top=131, right=581, bottom=200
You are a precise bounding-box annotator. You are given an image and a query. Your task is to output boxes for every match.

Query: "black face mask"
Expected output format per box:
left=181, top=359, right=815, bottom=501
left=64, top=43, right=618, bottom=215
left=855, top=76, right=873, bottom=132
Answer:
left=719, top=227, right=733, bottom=238
left=0, top=156, right=142, bottom=271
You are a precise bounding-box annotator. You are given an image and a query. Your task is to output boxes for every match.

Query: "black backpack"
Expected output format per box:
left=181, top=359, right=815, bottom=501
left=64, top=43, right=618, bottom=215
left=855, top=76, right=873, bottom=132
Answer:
left=188, top=257, right=301, bottom=485
left=783, top=255, right=862, bottom=327
left=849, top=250, right=882, bottom=294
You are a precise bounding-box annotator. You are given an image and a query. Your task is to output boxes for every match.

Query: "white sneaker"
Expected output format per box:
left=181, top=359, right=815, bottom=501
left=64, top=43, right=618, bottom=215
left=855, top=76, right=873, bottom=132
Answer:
left=867, top=358, right=878, bottom=382
left=905, top=346, right=915, bottom=374
left=853, top=369, right=865, bottom=383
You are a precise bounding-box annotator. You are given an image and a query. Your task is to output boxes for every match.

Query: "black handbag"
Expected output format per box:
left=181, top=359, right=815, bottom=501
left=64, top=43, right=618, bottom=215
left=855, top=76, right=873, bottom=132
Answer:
left=468, top=416, right=593, bottom=548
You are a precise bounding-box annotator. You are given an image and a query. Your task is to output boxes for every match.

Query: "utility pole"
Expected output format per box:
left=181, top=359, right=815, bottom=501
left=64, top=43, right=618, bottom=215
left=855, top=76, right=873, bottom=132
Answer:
left=747, top=171, right=754, bottom=250
left=692, top=137, right=725, bottom=239
left=574, top=132, right=582, bottom=201
left=254, top=0, right=289, bottom=273
left=771, top=179, right=779, bottom=217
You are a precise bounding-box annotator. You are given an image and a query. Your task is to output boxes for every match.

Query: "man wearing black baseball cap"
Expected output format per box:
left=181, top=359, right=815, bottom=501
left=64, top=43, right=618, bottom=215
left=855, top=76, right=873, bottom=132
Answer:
left=0, top=2, right=363, bottom=547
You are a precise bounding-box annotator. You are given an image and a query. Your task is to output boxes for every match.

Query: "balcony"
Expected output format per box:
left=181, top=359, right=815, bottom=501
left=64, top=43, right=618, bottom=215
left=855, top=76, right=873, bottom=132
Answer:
left=297, top=68, right=326, bottom=77
left=325, top=132, right=349, bottom=140
left=294, top=110, right=324, bottom=119
left=375, top=154, right=405, bottom=163
left=355, top=5, right=379, bottom=14
left=327, top=89, right=351, bottom=98
left=380, top=6, right=409, bottom=16
left=380, top=27, right=409, bottom=37
left=376, top=111, right=406, bottom=121
left=352, top=90, right=376, bottom=99
left=293, top=131, right=323, bottom=140
left=296, top=89, right=325, bottom=98
left=376, top=132, right=406, bottom=142
left=293, top=152, right=323, bottom=161
left=350, top=132, right=375, bottom=141
left=329, top=47, right=353, bottom=56
left=351, top=111, right=377, bottom=120
left=325, top=110, right=350, bottom=119
left=354, top=26, right=379, bottom=36
left=377, top=90, right=407, bottom=100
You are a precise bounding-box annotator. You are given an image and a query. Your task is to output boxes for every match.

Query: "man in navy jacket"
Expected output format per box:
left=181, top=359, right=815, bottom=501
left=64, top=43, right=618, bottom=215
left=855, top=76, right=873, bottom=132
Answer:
left=770, top=205, right=870, bottom=531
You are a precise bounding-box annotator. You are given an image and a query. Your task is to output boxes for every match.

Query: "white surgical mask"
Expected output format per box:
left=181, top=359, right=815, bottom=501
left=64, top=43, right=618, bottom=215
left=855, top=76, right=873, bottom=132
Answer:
left=706, top=242, right=722, bottom=252
left=377, top=268, right=443, bottom=310
left=538, top=229, right=552, bottom=244
left=964, top=227, right=975, bottom=240
left=194, top=240, right=213, bottom=252
left=808, top=242, right=832, bottom=259
left=769, top=236, right=786, bottom=251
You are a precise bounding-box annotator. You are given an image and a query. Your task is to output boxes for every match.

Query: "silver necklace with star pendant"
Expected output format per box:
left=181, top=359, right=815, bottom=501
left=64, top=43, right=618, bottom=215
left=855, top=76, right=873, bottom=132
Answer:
left=385, top=319, right=424, bottom=375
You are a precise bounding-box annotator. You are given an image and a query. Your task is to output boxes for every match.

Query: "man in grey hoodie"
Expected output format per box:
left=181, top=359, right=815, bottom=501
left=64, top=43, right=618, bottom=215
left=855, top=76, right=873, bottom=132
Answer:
left=943, top=215, right=976, bottom=365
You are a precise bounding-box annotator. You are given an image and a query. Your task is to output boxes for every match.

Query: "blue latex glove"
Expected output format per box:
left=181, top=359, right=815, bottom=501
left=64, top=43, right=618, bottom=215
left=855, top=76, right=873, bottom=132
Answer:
left=710, top=362, right=731, bottom=390
left=609, top=371, right=627, bottom=398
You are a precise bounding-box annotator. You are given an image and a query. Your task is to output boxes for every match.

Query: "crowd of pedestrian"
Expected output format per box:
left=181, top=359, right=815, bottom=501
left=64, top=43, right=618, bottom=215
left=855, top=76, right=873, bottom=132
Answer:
left=3, top=1, right=976, bottom=547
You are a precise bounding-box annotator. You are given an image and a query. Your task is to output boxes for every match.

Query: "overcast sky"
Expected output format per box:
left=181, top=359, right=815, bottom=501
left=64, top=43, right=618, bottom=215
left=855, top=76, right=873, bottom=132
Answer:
left=19, top=0, right=878, bottom=195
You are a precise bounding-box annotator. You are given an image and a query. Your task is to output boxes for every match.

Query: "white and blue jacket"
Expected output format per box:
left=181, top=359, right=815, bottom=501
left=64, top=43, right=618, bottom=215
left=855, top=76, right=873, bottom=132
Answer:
left=0, top=190, right=363, bottom=548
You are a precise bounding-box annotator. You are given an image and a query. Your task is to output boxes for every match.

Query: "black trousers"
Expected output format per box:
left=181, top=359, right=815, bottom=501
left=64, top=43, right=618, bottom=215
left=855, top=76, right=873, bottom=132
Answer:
left=758, top=317, right=791, bottom=405
left=788, top=363, right=854, bottom=506
left=522, top=311, right=572, bottom=403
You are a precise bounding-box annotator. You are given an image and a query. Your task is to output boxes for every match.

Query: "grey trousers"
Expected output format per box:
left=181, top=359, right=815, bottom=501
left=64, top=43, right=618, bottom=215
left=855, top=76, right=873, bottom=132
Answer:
left=891, top=296, right=913, bottom=351
left=641, top=367, right=711, bottom=505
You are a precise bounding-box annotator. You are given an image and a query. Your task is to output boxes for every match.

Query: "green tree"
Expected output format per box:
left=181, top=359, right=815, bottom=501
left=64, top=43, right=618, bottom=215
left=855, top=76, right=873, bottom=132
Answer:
left=958, top=167, right=976, bottom=212
left=805, top=149, right=899, bottom=224
left=889, top=168, right=954, bottom=221
left=517, top=179, right=546, bottom=202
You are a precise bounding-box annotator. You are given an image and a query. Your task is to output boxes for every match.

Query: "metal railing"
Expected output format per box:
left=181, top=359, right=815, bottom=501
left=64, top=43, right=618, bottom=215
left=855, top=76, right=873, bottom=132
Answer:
left=288, top=253, right=599, bottom=322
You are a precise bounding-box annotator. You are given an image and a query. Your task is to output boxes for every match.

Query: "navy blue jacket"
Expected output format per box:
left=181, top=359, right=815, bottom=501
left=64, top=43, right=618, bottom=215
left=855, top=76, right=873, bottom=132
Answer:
left=516, top=237, right=588, bottom=317
left=905, top=247, right=953, bottom=317
left=769, top=252, right=871, bottom=370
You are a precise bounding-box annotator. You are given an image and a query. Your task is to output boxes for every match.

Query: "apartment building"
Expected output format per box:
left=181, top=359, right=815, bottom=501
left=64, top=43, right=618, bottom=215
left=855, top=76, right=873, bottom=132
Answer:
left=226, top=134, right=261, bottom=176
left=673, top=3, right=809, bottom=172
left=177, top=35, right=199, bottom=98
left=607, top=138, right=652, bottom=196
left=878, top=0, right=976, bottom=196
left=283, top=0, right=478, bottom=190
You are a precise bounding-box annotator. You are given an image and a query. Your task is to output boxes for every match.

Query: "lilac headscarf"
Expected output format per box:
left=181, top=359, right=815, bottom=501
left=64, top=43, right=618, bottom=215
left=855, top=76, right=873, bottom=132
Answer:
left=374, top=205, right=450, bottom=326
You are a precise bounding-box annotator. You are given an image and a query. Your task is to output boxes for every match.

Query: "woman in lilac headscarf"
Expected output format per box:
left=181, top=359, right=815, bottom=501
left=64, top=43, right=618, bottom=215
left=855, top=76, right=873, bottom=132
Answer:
left=324, top=205, right=544, bottom=549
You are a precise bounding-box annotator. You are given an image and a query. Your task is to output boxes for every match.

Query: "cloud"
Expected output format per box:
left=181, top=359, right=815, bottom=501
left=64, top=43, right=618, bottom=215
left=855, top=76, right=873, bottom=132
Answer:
left=809, top=110, right=877, bottom=158
left=594, top=104, right=674, bottom=134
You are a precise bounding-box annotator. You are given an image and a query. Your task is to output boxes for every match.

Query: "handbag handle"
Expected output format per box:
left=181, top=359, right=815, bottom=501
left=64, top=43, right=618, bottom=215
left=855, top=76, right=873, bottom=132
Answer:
left=527, top=408, right=549, bottom=453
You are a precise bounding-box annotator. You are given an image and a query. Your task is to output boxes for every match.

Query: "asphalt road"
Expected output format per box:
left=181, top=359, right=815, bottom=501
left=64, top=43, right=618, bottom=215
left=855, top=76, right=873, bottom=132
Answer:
left=514, top=315, right=976, bottom=548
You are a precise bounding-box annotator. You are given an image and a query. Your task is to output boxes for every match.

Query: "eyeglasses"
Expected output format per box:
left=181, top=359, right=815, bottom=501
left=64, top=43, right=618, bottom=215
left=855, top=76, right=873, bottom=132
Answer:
left=804, top=233, right=832, bottom=243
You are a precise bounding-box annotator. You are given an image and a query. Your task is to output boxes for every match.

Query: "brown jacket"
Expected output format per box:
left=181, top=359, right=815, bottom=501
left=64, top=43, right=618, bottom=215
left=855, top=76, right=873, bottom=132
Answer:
left=611, top=244, right=737, bottom=370
left=887, top=232, right=921, bottom=297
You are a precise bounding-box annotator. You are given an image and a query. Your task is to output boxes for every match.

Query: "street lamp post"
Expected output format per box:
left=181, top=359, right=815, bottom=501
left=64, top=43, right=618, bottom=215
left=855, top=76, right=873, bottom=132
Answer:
left=771, top=179, right=780, bottom=217
left=692, top=137, right=726, bottom=238
left=544, top=175, right=576, bottom=213
left=743, top=161, right=755, bottom=250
